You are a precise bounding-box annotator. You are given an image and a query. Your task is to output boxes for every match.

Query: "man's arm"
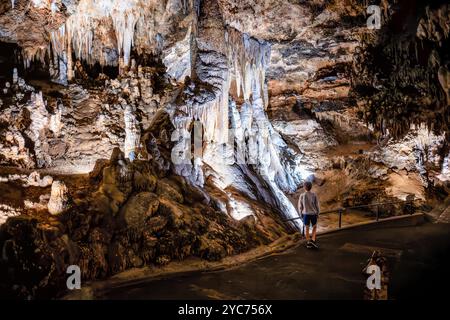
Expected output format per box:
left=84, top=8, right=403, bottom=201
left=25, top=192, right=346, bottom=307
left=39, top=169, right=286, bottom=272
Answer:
left=314, top=194, right=320, bottom=215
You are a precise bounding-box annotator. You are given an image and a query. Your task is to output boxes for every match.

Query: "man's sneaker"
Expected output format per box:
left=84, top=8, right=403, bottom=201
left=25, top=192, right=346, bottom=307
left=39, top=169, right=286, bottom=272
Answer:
left=306, top=241, right=313, bottom=249
left=310, top=240, right=319, bottom=249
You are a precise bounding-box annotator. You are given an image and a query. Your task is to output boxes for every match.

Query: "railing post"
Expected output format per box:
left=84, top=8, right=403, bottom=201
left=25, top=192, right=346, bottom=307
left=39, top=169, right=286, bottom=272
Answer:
left=376, top=205, right=379, bottom=222
left=338, top=208, right=343, bottom=229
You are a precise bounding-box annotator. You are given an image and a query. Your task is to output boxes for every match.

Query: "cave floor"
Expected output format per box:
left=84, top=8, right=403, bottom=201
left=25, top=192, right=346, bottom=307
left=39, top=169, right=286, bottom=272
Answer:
left=96, top=220, right=450, bottom=300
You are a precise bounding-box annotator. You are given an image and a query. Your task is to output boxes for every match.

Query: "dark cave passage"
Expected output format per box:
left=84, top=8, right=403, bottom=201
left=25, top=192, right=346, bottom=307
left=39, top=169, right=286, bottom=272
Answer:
left=0, top=41, right=21, bottom=83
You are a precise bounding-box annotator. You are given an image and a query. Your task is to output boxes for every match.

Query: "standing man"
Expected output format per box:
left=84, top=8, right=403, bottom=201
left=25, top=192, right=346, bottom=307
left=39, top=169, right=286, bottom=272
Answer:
left=298, top=181, right=320, bottom=249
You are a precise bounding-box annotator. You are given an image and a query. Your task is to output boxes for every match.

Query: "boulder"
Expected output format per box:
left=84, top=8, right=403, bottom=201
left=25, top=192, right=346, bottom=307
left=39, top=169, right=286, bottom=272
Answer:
left=196, top=236, right=227, bottom=261
left=119, top=192, right=159, bottom=228
left=158, top=197, right=184, bottom=218
left=156, top=178, right=184, bottom=203
left=133, top=170, right=157, bottom=192
left=146, top=215, right=168, bottom=232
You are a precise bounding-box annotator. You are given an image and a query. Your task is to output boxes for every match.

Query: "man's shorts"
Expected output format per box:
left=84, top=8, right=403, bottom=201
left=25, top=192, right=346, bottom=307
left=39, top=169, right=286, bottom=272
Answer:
left=303, top=214, right=318, bottom=227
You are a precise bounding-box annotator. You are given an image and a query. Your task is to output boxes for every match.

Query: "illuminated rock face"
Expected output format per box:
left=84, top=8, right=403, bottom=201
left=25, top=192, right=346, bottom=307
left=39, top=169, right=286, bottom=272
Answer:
left=46, top=0, right=198, bottom=78
left=0, top=204, right=21, bottom=225
left=163, top=2, right=305, bottom=225
left=0, top=0, right=448, bottom=221
left=124, top=104, right=140, bottom=161
left=47, top=181, right=70, bottom=215
left=26, top=92, right=52, bottom=167
left=0, top=0, right=448, bottom=210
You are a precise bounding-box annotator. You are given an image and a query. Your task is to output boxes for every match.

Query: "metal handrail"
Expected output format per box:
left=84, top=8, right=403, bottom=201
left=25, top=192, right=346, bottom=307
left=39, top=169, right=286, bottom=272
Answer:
left=285, top=198, right=422, bottom=229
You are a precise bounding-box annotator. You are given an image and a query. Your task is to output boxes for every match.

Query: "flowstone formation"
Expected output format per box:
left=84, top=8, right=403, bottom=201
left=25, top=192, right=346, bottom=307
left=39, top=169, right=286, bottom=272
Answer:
left=0, top=0, right=449, bottom=299
left=168, top=2, right=303, bottom=225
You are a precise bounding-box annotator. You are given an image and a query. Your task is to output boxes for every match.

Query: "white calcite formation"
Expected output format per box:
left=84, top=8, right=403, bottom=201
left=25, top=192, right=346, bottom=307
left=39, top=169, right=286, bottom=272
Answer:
left=438, top=154, right=450, bottom=182
left=0, top=204, right=21, bottom=225
left=0, top=1, right=450, bottom=301
left=49, top=102, right=64, bottom=136
left=0, top=65, right=164, bottom=174
left=163, top=26, right=193, bottom=81
left=25, top=171, right=54, bottom=187
left=47, top=181, right=70, bottom=215
left=124, top=104, right=140, bottom=161
left=0, top=73, right=38, bottom=168
left=0, top=172, right=52, bottom=188
left=26, top=92, right=52, bottom=168
left=372, top=126, right=448, bottom=185
left=272, top=118, right=338, bottom=171
left=169, top=21, right=304, bottom=225
left=0, top=128, right=32, bottom=168
left=49, top=0, right=198, bottom=79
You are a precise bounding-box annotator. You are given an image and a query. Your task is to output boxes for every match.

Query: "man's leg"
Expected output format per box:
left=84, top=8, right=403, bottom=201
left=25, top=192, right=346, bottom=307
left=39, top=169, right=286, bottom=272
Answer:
left=305, top=225, right=310, bottom=241
left=310, top=215, right=319, bottom=249
left=311, top=225, right=317, bottom=242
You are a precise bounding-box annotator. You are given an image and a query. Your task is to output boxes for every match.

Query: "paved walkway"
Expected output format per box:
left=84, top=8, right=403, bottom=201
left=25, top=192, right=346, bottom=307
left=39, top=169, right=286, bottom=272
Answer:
left=98, top=220, right=450, bottom=300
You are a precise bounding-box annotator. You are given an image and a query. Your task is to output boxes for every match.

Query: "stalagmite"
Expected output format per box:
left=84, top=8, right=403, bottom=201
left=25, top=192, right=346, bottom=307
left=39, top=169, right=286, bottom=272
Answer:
left=124, top=104, right=140, bottom=161
left=47, top=181, right=70, bottom=215
left=438, top=153, right=450, bottom=181
left=49, top=102, right=63, bottom=135
left=26, top=92, right=52, bottom=167
left=12, top=68, right=18, bottom=85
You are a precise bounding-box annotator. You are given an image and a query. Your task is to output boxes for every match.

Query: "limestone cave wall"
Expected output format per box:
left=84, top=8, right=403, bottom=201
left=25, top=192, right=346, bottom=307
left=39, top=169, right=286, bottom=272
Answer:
left=0, top=0, right=448, bottom=299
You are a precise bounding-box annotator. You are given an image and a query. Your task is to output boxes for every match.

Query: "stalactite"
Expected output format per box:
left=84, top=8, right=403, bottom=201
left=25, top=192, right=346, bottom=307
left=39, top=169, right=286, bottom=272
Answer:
left=50, top=0, right=58, bottom=13
left=225, top=28, right=271, bottom=109
left=111, top=7, right=141, bottom=66
left=67, top=38, right=74, bottom=81
left=190, top=27, right=271, bottom=147
left=49, top=0, right=197, bottom=79
left=22, top=47, right=48, bottom=69
left=31, top=0, right=46, bottom=8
